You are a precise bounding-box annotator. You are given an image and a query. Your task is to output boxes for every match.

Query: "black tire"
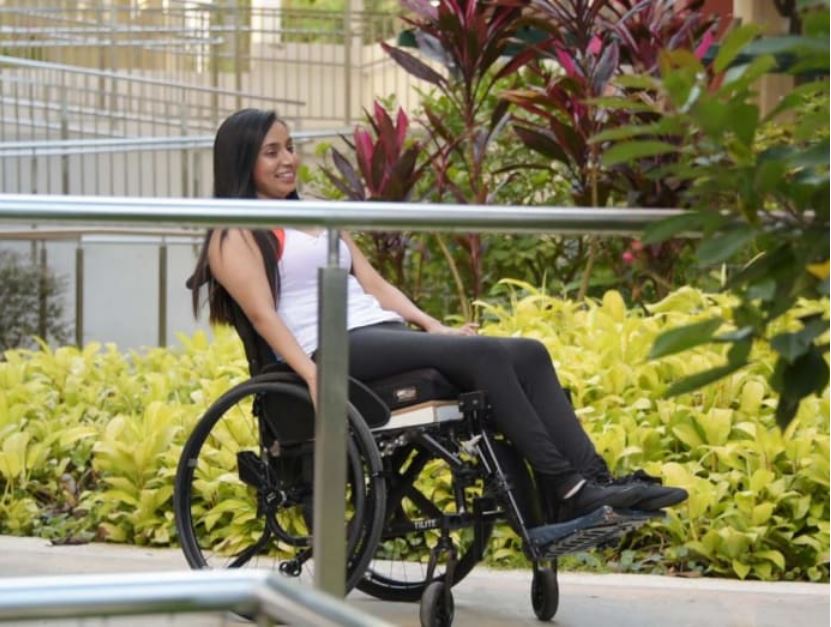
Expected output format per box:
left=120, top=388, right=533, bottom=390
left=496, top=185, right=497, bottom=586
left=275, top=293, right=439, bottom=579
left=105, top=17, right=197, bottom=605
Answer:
left=419, top=581, right=455, bottom=627
left=173, top=377, right=386, bottom=592
left=531, top=563, right=559, bottom=621
left=358, top=440, right=493, bottom=602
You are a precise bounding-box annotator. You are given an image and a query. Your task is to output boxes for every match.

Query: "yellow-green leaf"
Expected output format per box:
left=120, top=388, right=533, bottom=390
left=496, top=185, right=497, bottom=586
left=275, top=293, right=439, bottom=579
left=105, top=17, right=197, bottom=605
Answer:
left=732, top=559, right=751, bottom=580
left=755, top=549, right=785, bottom=570
left=752, top=502, right=775, bottom=525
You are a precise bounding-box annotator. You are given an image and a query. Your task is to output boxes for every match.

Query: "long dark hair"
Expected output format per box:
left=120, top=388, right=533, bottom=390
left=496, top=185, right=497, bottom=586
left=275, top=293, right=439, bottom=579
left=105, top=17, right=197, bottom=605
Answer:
left=187, top=108, right=297, bottom=325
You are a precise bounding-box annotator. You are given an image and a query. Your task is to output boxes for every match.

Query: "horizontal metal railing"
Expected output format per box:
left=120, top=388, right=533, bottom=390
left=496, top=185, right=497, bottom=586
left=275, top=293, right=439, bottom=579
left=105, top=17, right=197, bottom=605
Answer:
left=0, top=127, right=352, bottom=157
left=0, top=194, right=686, bottom=234
left=0, top=54, right=305, bottom=106
left=0, top=570, right=391, bottom=626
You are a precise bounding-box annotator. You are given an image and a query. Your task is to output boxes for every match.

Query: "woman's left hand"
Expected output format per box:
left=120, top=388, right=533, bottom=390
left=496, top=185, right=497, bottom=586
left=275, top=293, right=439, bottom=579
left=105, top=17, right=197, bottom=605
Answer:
left=425, top=320, right=479, bottom=336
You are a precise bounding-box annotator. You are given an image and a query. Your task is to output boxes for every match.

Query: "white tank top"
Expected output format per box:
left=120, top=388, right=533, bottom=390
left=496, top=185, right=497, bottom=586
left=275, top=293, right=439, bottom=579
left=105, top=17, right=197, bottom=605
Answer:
left=276, top=228, right=403, bottom=356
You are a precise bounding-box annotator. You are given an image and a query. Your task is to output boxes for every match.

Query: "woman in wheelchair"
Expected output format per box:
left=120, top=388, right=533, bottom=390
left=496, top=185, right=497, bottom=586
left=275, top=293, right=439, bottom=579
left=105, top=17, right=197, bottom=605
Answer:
left=189, top=108, right=688, bottom=524
left=179, top=107, right=690, bottom=622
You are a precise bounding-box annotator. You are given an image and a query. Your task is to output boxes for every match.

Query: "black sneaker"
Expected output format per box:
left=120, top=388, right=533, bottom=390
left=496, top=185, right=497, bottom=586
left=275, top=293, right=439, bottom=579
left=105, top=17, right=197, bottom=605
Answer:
left=556, top=481, right=649, bottom=522
left=598, top=469, right=688, bottom=511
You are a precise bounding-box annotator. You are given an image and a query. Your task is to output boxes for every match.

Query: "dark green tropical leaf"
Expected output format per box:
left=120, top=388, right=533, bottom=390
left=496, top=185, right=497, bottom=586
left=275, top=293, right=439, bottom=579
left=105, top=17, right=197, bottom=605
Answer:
left=788, top=141, right=829, bottom=169
left=727, top=245, right=794, bottom=289
left=718, top=55, right=778, bottom=96
left=743, top=34, right=829, bottom=57
left=590, top=117, right=683, bottom=144
left=664, top=361, right=745, bottom=397
left=770, top=317, right=829, bottom=363
left=643, top=211, right=726, bottom=245
left=774, top=349, right=830, bottom=428
left=714, top=24, right=761, bottom=73
left=728, top=101, right=760, bottom=146
left=590, top=123, right=662, bottom=144
left=774, top=394, right=801, bottom=429
left=649, top=317, right=723, bottom=360
left=745, top=279, right=777, bottom=302
left=696, top=227, right=755, bottom=266
left=586, top=97, right=655, bottom=112
left=601, top=141, right=679, bottom=167
left=664, top=338, right=751, bottom=397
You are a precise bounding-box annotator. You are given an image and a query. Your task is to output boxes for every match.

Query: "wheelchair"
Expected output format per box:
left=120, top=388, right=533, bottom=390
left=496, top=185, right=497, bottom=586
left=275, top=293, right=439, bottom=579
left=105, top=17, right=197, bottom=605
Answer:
left=173, top=304, right=657, bottom=625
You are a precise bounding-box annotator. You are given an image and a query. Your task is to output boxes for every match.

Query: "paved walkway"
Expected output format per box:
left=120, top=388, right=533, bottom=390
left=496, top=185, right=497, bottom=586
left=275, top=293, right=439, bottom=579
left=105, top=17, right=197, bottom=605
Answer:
left=0, top=535, right=827, bottom=626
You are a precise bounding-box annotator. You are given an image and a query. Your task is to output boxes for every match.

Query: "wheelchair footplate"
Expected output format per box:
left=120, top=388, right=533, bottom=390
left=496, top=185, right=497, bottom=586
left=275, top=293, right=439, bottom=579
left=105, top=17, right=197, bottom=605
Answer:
left=527, top=506, right=661, bottom=559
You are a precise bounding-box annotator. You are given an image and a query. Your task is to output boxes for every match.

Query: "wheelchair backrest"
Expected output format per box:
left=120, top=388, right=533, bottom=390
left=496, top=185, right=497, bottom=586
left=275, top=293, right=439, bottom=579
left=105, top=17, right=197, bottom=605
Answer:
left=230, top=300, right=277, bottom=377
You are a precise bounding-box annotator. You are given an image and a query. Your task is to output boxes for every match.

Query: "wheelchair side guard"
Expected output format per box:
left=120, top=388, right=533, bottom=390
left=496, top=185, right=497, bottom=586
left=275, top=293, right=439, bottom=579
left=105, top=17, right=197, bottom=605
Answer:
left=527, top=506, right=662, bottom=559
left=252, top=371, right=391, bottom=443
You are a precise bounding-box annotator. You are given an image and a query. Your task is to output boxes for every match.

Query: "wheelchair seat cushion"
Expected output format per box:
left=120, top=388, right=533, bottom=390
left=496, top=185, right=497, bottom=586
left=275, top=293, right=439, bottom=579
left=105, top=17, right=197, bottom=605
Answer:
left=365, top=368, right=461, bottom=412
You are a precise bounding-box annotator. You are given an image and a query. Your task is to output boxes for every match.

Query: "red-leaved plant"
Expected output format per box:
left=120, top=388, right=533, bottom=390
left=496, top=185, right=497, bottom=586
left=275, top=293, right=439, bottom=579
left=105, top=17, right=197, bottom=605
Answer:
left=324, top=102, right=425, bottom=202
left=499, top=0, right=718, bottom=298
left=378, top=0, right=526, bottom=317
left=322, top=102, right=430, bottom=286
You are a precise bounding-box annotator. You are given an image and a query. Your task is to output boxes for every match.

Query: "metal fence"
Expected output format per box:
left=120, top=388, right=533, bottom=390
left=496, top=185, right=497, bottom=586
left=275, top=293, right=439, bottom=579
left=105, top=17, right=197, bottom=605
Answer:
left=0, top=225, right=205, bottom=348
left=0, top=1, right=432, bottom=197
left=0, top=1, right=423, bottom=132
left=0, top=125, right=350, bottom=196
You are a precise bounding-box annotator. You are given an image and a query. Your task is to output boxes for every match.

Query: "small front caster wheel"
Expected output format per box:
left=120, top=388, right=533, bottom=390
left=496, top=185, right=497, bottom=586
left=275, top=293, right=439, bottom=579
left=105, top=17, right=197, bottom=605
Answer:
left=531, top=564, right=559, bottom=621
left=420, top=580, right=455, bottom=627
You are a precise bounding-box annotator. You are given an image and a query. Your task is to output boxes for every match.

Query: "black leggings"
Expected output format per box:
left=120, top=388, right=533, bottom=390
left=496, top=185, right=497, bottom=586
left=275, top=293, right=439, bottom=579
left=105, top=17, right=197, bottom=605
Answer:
left=345, top=322, right=609, bottom=495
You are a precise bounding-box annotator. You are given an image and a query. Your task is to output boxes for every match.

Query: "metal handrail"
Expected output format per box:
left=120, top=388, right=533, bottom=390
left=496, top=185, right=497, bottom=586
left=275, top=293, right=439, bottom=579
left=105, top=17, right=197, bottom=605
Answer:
left=0, top=570, right=391, bottom=626
left=0, top=128, right=353, bottom=157
left=0, top=225, right=202, bottom=242
left=0, top=55, right=305, bottom=106
left=0, top=194, right=686, bottom=234
left=0, top=5, right=400, bottom=19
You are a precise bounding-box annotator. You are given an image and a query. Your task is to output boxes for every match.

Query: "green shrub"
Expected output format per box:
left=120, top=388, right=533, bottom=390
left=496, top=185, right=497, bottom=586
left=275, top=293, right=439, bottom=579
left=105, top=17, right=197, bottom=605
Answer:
left=478, top=282, right=829, bottom=581
left=0, top=287, right=827, bottom=581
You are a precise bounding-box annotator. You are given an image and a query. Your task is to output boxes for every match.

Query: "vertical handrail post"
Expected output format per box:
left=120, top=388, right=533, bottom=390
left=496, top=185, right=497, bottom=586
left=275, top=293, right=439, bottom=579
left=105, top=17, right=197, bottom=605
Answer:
left=75, top=244, right=84, bottom=348
left=179, top=102, right=189, bottom=196
left=158, top=243, right=168, bottom=347
left=37, top=241, right=48, bottom=341
left=312, top=227, right=349, bottom=597
left=60, top=73, right=69, bottom=195
left=232, top=0, right=243, bottom=111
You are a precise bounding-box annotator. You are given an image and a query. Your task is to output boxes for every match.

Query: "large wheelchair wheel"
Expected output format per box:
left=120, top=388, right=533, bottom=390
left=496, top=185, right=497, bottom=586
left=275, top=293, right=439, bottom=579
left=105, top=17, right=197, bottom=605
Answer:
left=358, top=439, right=493, bottom=602
left=173, top=377, right=386, bottom=591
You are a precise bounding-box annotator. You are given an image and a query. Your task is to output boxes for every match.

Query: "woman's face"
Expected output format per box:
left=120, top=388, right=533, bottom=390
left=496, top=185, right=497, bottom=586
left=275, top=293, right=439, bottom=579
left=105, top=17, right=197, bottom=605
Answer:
left=253, top=121, right=299, bottom=199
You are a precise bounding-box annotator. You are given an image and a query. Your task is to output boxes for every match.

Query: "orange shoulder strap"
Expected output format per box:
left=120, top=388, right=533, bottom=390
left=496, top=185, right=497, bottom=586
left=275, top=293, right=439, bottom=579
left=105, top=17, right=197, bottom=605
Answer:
left=272, top=228, right=285, bottom=261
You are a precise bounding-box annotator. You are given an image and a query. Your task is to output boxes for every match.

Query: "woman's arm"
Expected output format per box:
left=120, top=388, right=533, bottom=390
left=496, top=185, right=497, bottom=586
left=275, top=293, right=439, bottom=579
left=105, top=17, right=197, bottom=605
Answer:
left=208, top=229, right=318, bottom=399
left=342, top=233, right=476, bottom=335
